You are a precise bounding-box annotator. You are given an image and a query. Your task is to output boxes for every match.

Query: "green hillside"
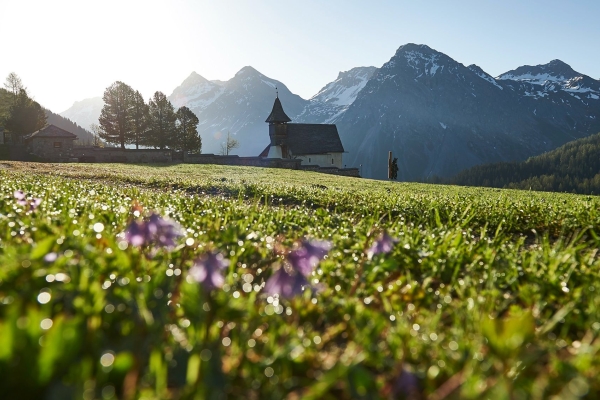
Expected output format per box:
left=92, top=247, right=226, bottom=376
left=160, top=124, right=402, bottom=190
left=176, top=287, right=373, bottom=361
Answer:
left=451, top=132, right=600, bottom=194
left=1, top=162, right=600, bottom=399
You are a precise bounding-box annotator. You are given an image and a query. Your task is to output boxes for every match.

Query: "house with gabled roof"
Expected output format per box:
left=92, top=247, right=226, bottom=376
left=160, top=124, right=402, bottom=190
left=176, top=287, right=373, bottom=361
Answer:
left=259, top=96, right=345, bottom=168
left=24, top=124, right=77, bottom=161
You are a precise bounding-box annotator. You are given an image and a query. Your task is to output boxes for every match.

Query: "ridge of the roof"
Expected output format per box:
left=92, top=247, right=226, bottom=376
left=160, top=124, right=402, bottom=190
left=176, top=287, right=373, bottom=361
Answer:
left=26, top=124, right=78, bottom=139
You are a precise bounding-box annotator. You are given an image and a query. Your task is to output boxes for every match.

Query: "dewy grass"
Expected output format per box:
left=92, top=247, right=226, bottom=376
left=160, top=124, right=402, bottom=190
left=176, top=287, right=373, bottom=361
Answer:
left=0, top=162, right=599, bottom=399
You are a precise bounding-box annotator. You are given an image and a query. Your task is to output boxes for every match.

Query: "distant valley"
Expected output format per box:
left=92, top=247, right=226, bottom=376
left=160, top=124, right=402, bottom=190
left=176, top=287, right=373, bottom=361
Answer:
left=59, top=44, right=600, bottom=180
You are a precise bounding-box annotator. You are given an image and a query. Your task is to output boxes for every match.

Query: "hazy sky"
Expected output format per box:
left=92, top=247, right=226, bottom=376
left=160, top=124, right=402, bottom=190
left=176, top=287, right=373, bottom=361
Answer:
left=1, top=0, right=599, bottom=113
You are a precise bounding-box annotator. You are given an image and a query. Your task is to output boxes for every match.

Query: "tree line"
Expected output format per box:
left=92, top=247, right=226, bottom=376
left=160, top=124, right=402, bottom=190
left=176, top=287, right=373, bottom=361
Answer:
left=449, top=132, right=600, bottom=195
left=98, top=81, right=201, bottom=153
left=1, top=73, right=47, bottom=138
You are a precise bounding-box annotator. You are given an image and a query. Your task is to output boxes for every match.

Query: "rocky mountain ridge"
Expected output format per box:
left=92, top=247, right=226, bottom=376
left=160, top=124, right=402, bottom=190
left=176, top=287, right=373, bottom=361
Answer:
left=337, top=44, right=600, bottom=179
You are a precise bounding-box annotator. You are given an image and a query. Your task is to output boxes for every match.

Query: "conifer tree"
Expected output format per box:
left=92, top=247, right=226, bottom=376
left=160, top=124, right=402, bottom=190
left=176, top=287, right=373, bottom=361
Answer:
left=130, top=90, right=149, bottom=149
left=98, top=81, right=134, bottom=149
left=175, top=106, right=201, bottom=153
left=3, top=89, right=46, bottom=138
left=147, top=92, right=176, bottom=149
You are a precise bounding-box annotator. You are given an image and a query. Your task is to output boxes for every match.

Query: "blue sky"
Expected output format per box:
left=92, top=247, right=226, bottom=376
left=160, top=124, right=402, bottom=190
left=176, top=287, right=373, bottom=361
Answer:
left=1, top=0, right=598, bottom=113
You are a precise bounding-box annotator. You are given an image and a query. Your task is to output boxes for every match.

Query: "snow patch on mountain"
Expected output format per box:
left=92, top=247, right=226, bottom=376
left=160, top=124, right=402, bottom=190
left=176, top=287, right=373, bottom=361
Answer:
left=468, top=65, right=503, bottom=90
left=498, top=72, right=568, bottom=85
left=401, top=48, right=443, bottom=78
left=311, top=67, right=377, bottom=106
left=169, top=72, right=225, bottom=111
left=295, top=66, right=377, bottom=125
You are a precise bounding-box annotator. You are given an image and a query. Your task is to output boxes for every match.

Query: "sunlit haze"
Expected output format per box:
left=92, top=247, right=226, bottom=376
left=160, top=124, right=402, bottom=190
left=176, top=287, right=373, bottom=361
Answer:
left=1, top=0, right=599, bottom=113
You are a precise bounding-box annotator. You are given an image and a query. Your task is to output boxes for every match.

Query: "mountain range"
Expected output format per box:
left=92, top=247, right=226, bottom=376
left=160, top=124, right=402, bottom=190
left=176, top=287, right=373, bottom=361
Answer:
left=59, top=44, right=600, bottom=180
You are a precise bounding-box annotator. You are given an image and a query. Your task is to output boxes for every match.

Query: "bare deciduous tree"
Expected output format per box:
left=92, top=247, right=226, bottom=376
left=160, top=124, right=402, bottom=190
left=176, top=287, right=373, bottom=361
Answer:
left=89, top=123, right=104, bottom=147
left=219, top=131, right=239, bottom=155
left=4, top=72, right=25, bottom=97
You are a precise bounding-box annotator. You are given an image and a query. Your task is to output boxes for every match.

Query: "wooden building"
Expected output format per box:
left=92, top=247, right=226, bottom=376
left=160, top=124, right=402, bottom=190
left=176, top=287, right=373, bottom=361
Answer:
left=260, top=96, right=345, bottom=168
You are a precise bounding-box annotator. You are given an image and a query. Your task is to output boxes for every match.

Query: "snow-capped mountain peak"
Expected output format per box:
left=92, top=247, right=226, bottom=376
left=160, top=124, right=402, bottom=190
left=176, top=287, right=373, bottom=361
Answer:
left=497, top=59, right=577, bottom=84
left=498, top=59, right=600, bottom=99
left=169, top=71, right=224, bottom=110
left=380, top=43, right=457, bottom=81
left=311, top=66, right=377, bottom=106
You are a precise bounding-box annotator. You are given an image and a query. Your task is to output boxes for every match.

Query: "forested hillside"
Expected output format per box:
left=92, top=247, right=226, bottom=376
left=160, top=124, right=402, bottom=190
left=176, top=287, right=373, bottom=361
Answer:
left=451, top=132, right=600, bottom=194
left=44, top=109, right=95, bottom=144
left=1, top=83, right=95, bottom=144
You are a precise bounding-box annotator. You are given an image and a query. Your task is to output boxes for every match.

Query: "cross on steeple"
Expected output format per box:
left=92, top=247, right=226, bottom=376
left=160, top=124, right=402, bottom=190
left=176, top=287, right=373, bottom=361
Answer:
left=276, top=86, right=279, bottom=98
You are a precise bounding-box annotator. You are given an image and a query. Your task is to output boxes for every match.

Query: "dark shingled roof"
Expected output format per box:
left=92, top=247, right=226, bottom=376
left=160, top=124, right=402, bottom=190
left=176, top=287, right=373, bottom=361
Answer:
left=265, top=97, right=291, bottom=123
left=25, top=124, right=78, bottom=140
left=287, top=123, right=344, bottom=155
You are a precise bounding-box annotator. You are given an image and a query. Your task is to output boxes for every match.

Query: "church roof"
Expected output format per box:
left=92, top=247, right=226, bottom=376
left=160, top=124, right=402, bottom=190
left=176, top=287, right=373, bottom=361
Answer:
left=265, top=97, right=291, bottom=123
left=25, top=124, right=78, bottom=140
left=287, top=123, right=344, bottom=155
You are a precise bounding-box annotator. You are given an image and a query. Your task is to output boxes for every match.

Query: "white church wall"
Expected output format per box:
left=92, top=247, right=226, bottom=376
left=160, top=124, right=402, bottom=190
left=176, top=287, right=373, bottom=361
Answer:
left=296, top=153, right=343, bottom=169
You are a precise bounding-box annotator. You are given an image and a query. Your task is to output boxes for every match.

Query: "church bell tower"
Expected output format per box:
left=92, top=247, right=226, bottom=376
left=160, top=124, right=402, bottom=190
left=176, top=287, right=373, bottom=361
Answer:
left=265, top=91, right=291, bottom=158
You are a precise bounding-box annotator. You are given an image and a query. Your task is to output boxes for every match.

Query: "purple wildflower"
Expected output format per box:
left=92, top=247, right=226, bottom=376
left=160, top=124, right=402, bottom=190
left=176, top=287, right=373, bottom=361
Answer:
left=264, top=268, right=309, bottom=298
left=31, top=198, right=42, bottom=210
left=14, top=190, right=42, bottom=211
left=264, top=239, right=331, bottom=298
left=124, top=220, right=148, bottom=247
left=189, top=252, right=230, bottom=291
left=287, top=240, right=332, bottom=277
left=124, top=213, right=183, bottom=248
left=367, top=231, right=398, bottom=260
left=146, top=213, right=183, bottom=248
left=391, top=368, right=420, bottom=399
left=14, top=190, right=25, bottom=201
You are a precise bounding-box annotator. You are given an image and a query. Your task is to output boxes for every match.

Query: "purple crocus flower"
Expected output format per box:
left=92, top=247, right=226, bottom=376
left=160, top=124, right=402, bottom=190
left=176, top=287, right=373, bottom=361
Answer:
left=264, top=268, right=309, bottom=298
left=287, top=240, right=332, bottom=277
left=264, top=239, right=331, bottom=298
left=189, top=251, right=230, bottom=291
left=31, top=198, right=42, bottom=210
left=367, top=231, right=398, bottom=260
left=14, top=190, right=42, bottom=211
left=124, top=213, right=183, bottom=248
left=146, top=213, right=183, bottom=248
left=391, top=368, right=420, bottom=398
left=14, top=190, right=26, bottom=202
left=124, top=220, right=148, bottom=247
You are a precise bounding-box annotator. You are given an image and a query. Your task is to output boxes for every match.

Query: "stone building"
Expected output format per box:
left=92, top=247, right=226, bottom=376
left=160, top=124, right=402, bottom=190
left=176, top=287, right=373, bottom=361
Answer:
left=259, top=96, right=345, bottom=168
left=24, top=124, right=77, bottom=161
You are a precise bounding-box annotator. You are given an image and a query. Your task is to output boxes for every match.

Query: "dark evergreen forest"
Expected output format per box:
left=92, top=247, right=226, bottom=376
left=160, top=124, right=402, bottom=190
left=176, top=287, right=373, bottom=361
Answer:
left=450, top=132, right=600, bottom=195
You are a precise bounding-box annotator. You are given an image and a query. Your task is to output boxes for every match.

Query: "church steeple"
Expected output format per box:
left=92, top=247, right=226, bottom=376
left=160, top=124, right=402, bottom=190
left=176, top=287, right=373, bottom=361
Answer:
left=265, top=95, right=291, bottom=123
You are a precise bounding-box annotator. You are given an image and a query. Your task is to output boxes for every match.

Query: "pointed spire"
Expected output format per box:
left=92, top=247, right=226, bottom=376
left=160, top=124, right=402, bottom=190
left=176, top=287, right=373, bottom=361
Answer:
left=265, top=96, right=291, bottom=123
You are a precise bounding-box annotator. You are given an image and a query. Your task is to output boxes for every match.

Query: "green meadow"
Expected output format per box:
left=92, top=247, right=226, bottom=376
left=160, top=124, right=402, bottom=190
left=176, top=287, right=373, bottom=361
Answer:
left=1, top=162, right=599, bottom=399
